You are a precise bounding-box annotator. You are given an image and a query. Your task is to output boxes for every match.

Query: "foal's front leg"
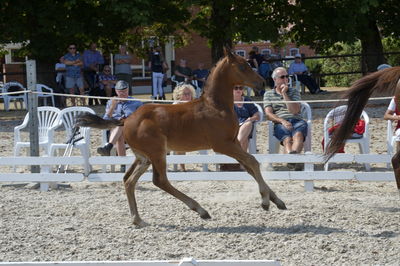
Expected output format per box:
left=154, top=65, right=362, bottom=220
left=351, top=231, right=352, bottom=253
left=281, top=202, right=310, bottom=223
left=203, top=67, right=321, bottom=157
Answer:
left=150, top=155, right=211, bottom=219
left=215, top=141, right=287, bottom=210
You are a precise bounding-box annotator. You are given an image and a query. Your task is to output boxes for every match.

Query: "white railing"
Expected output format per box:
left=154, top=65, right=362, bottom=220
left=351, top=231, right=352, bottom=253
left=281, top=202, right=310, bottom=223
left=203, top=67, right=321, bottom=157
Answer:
left=0, top=153, right=395, bottom=192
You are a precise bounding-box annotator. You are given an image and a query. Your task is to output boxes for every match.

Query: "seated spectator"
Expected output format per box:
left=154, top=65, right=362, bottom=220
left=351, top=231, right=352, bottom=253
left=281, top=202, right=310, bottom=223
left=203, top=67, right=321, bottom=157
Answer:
left=263, top=67, right=308, bottom=170
left=172, top=83, right=196, bottom=171
left=174, top=59, right=193, bottom=84
left=233, top=85, right=260, bottom=152
left=97, top=80, right=143, bottom=172
left=98, top=65, right=117, bottom=97
left=193, top=62, right=209, bottom=89
left=247, top=50, right=258, bottom=70
left=288, top=53, right=326, bottom=94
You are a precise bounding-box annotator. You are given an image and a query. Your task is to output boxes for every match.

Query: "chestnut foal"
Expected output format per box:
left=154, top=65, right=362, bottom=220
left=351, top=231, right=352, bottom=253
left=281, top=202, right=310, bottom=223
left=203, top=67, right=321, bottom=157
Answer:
left=325, top=66, right=400, bottom=194
left=77, top=49, right=287, bottom=226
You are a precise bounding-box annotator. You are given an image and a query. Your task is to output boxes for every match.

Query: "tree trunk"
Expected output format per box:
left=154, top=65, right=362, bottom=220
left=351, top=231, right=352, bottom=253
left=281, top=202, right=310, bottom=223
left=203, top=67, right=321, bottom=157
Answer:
left=210, top=1, right=233, bottom=64
left=359, top=18, right=387, bottom=74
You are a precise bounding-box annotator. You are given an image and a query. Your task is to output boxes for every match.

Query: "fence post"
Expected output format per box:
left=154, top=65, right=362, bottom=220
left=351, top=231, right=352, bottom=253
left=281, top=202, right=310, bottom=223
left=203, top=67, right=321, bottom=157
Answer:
left=26, top=59, right=39, bottom=173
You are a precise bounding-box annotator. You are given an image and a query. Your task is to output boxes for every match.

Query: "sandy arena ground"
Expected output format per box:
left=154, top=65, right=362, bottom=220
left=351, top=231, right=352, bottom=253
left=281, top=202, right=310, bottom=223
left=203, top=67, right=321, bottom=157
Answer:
left=0, top=94, right=399, bottom=265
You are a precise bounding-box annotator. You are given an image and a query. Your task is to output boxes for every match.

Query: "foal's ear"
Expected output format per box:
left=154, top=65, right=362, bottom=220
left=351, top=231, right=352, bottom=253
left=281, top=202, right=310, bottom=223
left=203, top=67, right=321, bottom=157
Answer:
left=224, top=46, right=234, bottom=58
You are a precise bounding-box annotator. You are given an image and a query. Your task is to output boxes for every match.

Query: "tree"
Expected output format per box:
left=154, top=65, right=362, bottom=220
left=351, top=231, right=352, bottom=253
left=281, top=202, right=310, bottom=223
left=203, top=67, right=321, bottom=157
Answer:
left=288, top=0, right=400, bottom=73
left=189, top=0, right=289, bottom=63
left=0, top=0, right=190, bottom=62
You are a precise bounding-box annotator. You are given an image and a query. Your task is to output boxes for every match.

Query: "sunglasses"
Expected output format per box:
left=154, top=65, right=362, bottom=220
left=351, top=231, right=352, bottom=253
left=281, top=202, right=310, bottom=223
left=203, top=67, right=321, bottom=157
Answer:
left=104, top=69, right=111, bottom=72
left=68, top=47, right=76, bottom=50
left=278, top=75, right=289, bottom=79
left=234, top=86, right=244, bottom=90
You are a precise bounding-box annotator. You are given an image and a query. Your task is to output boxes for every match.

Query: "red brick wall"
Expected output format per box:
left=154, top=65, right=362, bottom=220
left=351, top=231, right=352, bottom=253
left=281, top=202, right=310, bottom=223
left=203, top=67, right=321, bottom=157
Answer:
left=175, top=34, right=212, bottom=70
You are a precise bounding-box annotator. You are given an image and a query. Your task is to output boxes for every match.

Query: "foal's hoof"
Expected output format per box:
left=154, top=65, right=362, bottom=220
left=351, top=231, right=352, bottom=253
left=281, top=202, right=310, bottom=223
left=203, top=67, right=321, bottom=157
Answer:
left=261, top=203, right=270, bottom=211
left=277, top=202, right=287, bottom=210
left=133, top=219, right=149, bottom=228
left=200, top=212, right=211, bottom=219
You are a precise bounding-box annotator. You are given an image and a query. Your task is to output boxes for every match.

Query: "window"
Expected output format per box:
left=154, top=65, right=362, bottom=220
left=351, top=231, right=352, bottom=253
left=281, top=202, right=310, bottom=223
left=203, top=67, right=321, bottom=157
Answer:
left=235, top=50, right=246, bottom=58
left=261, top=49, right=271, bottom=56
left=289, top=48, right=300, bottom=57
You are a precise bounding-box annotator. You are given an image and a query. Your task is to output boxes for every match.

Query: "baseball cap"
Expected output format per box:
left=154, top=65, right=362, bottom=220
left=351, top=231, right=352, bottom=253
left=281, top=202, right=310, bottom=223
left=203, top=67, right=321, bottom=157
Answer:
left=295, top=53, right=301, bottom=58
left=377, top=64, right=392, bottom=71
left=115, top=80, right=129, bottom=90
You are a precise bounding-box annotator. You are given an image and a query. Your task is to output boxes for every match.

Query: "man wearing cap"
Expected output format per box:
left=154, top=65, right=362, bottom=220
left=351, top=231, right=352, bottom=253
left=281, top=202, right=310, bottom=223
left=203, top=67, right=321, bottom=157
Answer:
left=288, top=53, right=326, bottom=94
left=97, top=80, right=143, bottom=171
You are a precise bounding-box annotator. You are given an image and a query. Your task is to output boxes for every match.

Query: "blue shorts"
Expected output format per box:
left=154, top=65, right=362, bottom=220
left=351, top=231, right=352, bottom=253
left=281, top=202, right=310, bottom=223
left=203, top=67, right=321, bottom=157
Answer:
left=274, top=118, right=308, bottom=143
left=65, top=76, right=83, bottom=91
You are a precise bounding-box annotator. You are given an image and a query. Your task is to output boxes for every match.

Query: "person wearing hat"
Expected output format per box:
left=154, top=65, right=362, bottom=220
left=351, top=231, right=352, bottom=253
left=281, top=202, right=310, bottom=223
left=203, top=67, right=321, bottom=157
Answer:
left=97, top=80, right=143, bottom=171
left=288, top=53, right=326, bottom=94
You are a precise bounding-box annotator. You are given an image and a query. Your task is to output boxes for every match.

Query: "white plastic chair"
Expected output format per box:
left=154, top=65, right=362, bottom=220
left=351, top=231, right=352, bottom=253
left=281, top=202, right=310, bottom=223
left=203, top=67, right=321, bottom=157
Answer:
left=323, top=105, right=370, bottom=171
left=387, top=120, right=397, bottom=156
left=14, top=106, right=61, bottom=157
left=248, top=103, right=264, bottom=154
left=2, top=82, right=28, bottom=111
left=49, top=107, right=95, bottom=176
left=36, top=84, right=55, bottom=106
left=268, top=102, right=312, bottom=154
left=289, top=74, right=305, bottom=94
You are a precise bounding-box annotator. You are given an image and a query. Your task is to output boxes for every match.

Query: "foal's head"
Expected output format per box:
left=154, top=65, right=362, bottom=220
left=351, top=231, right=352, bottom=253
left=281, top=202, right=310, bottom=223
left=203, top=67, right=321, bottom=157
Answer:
left=222, top=48, right=265, bottom=92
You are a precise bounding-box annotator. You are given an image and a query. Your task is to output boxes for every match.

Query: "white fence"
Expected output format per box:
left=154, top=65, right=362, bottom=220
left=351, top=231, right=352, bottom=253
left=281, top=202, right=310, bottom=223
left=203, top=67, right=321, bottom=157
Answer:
left=0, top=153, right=395, bottom=192
left=0, top=258, right=280, bottom=266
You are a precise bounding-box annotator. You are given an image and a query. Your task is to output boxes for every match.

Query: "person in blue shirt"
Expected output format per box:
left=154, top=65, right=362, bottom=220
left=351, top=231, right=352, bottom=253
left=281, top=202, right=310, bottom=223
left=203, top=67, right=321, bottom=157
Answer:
left=97, top=80, right=143, bottom=170
left=288, top=53, right=326, bottom=94
left=193, top=62, right=209, bottom=89
left=233, top=85, right=260, bottom=152
left=61, top=44, right=84, bottom=105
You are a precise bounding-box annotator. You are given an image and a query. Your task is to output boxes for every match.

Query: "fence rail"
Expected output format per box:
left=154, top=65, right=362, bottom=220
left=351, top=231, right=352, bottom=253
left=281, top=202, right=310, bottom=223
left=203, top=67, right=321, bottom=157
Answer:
left=0, top=153, right=395, bottom=192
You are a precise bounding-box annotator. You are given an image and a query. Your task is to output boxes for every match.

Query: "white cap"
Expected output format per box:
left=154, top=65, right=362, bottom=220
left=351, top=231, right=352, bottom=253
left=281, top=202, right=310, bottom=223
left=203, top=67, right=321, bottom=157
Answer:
left=377, top=64, right=392, bottom=71
left=115, top=80, right=129, bottom=90
left=295, top=53, right=301, bottom=58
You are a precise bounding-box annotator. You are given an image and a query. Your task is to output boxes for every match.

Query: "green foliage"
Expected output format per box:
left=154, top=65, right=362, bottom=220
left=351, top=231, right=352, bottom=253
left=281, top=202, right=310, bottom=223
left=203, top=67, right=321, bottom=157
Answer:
left=320, top=42, right=362, bottom=87
left=0, top=0, right=190, bottom=62
left=382, top=37, right=400, bottom=67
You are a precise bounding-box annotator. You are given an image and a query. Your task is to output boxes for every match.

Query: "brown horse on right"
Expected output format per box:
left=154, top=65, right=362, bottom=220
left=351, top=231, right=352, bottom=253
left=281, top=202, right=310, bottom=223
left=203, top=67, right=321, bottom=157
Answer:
left=77, top=49, right=286, bottom=226
left=325, top=67, right=400, bottom=193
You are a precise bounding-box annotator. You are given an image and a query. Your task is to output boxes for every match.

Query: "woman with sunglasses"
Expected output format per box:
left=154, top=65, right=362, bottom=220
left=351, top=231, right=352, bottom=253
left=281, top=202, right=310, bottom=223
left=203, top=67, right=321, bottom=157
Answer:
left=233, top=85, right=260, bottom=152
left=263, top=67, right=308, bottom=170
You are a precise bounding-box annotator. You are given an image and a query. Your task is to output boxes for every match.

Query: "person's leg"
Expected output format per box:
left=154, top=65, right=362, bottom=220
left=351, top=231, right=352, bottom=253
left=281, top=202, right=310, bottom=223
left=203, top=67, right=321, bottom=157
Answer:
left=237, top=121, right=253, bottom=151
left=297, top=75, right=319, bottom=94
left=292, top=132, right=305, bottom=153
left=98, top=126, right=124, bottom=156
left=282, top=137, right=294, bottom=154
left=156, top=72, right=164, bottom=99
left=77, top=77, right=85, bottom=106
left=151, top=72, right=158, bottom=99
left=291, top=118, right=308, bottom=153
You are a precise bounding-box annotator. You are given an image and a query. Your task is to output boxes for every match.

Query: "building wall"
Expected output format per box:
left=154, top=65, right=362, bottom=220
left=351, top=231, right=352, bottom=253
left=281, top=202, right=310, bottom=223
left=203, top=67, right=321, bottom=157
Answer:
left=174, top=34, right=212, bottom=70
left=234, top=41, right=316, bottom=58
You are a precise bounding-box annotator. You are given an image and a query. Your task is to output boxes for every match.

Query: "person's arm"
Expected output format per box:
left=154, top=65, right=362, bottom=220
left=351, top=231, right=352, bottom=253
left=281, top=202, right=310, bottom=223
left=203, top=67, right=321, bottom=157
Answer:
left=105, top=98, right=119, bottom=118
left=384, top=109, right=400, bottom=121
left=280, top=84, right=301, bottom=114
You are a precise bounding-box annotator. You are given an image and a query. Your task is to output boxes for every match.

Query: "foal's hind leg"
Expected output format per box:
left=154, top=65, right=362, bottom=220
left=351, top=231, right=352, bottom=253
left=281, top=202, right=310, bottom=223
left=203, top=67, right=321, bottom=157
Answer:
left=150, top=154, right=211, bottom=219
left=215, top=141, right=287, bottom=210
left=391, top=150, right=400, bottom=195
left=123, top=154, right=151, bottom=227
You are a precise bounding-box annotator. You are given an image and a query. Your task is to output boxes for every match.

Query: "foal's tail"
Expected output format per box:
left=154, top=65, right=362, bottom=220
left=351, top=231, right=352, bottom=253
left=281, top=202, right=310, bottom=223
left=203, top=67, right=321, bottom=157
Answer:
left=75, top=112, right=123, bottom=130
left=325, top=66, right=400, bottom=160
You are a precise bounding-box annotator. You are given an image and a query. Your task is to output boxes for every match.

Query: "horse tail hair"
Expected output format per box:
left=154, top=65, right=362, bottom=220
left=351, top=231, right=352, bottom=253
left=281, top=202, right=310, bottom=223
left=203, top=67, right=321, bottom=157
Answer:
left=325, top=66, right=400, bottom=160
left=75, top=112, right=123, bottom=130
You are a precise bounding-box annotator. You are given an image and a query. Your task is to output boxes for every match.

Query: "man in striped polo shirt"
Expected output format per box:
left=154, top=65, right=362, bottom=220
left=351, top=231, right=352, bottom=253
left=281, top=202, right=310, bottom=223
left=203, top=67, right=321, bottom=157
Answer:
left=263, top=67, right=308, bottom=170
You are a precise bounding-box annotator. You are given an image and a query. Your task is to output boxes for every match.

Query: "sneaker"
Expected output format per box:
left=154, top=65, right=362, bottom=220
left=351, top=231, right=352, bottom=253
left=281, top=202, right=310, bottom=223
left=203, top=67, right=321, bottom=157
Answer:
left=97, top=143, right=113, bottom=156
left=316, top=89, right=328, bottom=94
